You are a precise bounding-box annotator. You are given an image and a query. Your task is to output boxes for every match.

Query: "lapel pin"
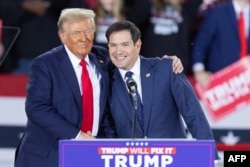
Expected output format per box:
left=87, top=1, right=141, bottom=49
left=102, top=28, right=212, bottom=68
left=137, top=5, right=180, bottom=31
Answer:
left=146, top=73, right=150, bottom=77
left=99, top=60, right=104, bottom=63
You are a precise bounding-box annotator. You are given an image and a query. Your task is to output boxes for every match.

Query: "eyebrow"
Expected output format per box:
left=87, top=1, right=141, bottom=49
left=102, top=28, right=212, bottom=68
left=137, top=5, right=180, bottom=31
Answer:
left=109, top=41, right=130, bottom=45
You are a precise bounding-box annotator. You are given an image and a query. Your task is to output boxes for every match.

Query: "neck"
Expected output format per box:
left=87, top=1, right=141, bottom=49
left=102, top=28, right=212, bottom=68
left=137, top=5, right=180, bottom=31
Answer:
left=237, top=0, right=249, bottom=9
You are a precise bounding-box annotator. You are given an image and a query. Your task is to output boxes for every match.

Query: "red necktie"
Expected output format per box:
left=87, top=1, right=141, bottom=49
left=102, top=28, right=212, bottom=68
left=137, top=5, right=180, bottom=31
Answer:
left=238, top=11, right=248, bottom=58
left=80, top=60, right=93, bottom=132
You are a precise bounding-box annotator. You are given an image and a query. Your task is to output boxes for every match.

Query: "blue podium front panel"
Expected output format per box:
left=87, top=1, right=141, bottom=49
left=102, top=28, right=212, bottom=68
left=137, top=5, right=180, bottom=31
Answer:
left=59, top=139, right=215, bottom=167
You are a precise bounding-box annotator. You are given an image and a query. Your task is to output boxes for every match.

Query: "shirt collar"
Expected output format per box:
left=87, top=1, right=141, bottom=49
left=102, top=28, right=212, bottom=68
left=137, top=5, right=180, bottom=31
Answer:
left=119, top=56, right=141, bottom=80
left=64, top=45, right=91, bottom=67
left=233, top=0, right=250, bottom=15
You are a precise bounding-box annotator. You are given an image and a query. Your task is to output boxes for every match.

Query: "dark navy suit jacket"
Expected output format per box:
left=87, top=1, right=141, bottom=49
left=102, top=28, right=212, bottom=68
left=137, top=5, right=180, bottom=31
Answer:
left=192, top=2, right=250, bottom=73
left=14, top=45, right=115, bottom=167
left=109, top=57, right=218, bottom=158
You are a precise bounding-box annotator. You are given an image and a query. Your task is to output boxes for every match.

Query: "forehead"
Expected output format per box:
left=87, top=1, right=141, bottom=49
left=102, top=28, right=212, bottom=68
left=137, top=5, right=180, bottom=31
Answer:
left=66, top=19, right=94, bottom=30
left=109, top=30, right=132, bottom=42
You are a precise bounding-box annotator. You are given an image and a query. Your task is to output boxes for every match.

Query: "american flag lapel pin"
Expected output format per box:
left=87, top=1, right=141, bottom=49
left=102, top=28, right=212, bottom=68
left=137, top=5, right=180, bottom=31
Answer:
left=146, top=73, right=150, bottom=77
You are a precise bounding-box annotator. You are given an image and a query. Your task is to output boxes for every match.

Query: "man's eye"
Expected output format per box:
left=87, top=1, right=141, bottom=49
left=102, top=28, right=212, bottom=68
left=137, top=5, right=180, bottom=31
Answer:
left=109, top=44, right=116, bottom=48
left=72, top=32, right=80, bottom=36
left=122, top=43, right=129, bottom=46
left=85, top=29, right=92, bottom=34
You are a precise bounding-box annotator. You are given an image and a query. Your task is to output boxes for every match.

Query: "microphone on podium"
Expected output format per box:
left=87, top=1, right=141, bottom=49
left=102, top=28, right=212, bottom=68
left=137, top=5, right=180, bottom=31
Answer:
left=126, top=78, right=138, bottom=139
left=126, top=78, right=137, bottom=93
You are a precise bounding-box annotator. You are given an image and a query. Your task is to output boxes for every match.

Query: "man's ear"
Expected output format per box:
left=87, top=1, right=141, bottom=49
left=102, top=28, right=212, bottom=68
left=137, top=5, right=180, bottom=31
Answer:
left=58, top=32, right=66, bottom=44
left=135, top=39, right=142, bottom=49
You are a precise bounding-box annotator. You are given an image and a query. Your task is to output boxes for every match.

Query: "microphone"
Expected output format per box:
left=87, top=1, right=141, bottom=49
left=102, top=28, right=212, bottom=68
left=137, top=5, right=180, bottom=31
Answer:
left=126, top=78, right=137, bottom=93
left=126, top=78, right=137, bottom=139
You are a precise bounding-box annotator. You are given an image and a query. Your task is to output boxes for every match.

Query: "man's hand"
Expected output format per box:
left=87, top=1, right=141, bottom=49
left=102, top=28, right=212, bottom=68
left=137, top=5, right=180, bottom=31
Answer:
left=163, top=55, right=184, bottom=74
left=194, top=70, right=211, bottom=88
left=214, top=160, right=220, bottom=167
left=76, top=131, right=95, bottom=140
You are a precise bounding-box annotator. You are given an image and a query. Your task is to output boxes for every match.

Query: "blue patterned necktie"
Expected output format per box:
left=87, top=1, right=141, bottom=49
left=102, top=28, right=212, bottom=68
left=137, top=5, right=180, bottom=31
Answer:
left=125, top=71, right=144, bottom=132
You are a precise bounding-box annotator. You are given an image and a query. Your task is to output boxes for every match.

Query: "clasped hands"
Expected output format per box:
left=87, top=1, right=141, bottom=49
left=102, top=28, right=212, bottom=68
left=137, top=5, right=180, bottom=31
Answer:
left=77, top=131, right=95, bottom=140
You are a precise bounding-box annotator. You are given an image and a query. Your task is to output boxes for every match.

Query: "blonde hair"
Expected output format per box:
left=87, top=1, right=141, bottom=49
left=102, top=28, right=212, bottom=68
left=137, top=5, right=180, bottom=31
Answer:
left=57, top=8, right=96, bottom=33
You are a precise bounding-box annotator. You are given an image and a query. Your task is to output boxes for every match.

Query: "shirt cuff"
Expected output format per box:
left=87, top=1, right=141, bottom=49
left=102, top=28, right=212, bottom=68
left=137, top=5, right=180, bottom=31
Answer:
left=192, top=62, right=205, bottom=72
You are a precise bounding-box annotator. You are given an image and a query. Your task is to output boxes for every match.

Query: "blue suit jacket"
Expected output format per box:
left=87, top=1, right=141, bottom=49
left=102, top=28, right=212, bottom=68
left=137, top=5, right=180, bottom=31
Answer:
left=14, top=45, right=115, bottom=167
left=192, top=2, right=250, bottom=72
left=109, top=57, right=216, bottom=141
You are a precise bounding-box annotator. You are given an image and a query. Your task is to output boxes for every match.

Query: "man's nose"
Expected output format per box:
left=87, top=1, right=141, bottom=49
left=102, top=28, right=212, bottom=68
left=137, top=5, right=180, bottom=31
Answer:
left=79, top=32, right=87, bottom=41
left=116, top=45, right=123, bottom=54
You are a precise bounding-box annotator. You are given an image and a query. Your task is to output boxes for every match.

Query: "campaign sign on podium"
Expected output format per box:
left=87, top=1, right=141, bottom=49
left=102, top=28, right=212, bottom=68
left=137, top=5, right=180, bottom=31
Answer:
left=59, top=139, right=215, bottom=167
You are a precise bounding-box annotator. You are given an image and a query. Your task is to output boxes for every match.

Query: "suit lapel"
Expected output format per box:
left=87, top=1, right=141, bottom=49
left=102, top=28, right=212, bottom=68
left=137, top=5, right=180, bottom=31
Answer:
left=140, top=57, right=154, bottom=134
left=112, top=58, right=156, bottom=136
left=113, top=69, right=134, bottom=121
left=88, top=52, right=107, bottom=121
left=58, top=46, right=82, bottom=108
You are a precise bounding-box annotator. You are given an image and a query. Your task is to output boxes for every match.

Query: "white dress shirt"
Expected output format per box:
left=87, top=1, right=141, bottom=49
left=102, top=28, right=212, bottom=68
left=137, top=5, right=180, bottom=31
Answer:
left=65, top=45, right=101, bottom=137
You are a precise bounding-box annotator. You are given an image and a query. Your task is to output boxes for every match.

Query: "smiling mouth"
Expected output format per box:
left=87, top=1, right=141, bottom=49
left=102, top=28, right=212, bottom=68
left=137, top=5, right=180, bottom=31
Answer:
left=78, top=44, right=89, bottom=48
left=115, top=55, right=127, bottom=60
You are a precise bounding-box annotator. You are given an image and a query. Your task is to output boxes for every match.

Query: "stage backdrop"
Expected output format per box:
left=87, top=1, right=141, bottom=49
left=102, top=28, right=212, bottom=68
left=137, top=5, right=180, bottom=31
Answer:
left=0, top=73, right=250, bottom=151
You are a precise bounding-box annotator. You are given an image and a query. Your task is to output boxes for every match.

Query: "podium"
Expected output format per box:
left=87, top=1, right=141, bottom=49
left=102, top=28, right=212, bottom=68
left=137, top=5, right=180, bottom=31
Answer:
left=59, top=139, right=215, bottom=167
